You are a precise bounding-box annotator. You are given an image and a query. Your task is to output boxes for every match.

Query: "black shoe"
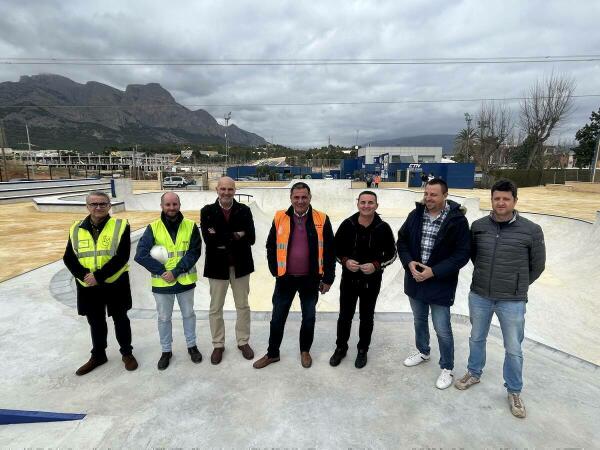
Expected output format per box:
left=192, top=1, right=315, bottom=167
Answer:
left=188, top=346, right=203, bottom=364
left=157, top=351, right=172, bottom=371
left=355, top=349, right=368, bottom=369
left=329, top=348, right=347, bottom=367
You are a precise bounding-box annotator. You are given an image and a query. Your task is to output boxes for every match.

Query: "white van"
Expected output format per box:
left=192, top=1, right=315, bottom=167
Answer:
left=163, top=176, right=187, bottom=188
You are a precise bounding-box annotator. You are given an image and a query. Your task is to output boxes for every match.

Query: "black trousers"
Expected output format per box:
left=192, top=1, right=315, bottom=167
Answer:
left=336, top=276, right=382, bottom=352
left=267, top=275, right=320, bottom=358
left=86, top=307, right=133, bottom=358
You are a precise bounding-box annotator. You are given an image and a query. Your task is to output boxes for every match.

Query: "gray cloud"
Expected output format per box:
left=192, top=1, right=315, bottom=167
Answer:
left=1, top=0, right=599, bottom=147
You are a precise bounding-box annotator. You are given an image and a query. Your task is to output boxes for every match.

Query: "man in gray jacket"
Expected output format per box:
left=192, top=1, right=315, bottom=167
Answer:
left=454, top=179, right=545, bottom=419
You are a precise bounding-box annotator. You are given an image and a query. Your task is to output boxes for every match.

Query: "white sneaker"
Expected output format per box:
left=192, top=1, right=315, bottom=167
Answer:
left=436, top=369, right=454, bottom=389
left=403, top=350, right=431, bottom=367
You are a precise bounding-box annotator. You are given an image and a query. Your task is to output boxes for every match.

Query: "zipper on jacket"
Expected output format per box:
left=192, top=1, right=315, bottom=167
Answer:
left=488, top=222, right=501, bottom=297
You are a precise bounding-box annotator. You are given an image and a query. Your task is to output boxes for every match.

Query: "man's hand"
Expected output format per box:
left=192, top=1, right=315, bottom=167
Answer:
left=84, top=272, right=98, bottom=286
left=319, top=282, right=331, bottom=294
left=233, top=231, right=245, bottom=240
left=408, top=261, right=420, bottom=278
left=161, top=271, right=176, bottom=283
left=413, top=263, right=434, bottom=282
left=345, top=259, right=361, bottom=272
left=359, top=263, right=376, bottom=275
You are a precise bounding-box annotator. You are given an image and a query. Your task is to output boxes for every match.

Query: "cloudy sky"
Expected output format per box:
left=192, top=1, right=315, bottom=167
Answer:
left=1, top=0, right=599, bottom=147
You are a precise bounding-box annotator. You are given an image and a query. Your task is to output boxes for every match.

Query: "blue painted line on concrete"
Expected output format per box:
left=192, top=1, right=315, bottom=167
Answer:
left=0, top=409, right=86, bottom=425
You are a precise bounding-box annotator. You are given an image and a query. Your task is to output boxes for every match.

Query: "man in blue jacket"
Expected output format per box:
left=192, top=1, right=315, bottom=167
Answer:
left=397, top=178, right=470, bottom=389
left=135, top=192, right=203, bottom=370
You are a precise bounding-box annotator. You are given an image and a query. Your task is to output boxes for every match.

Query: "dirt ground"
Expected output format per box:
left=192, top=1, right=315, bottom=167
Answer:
left=0, top=186, right=598, bottom=282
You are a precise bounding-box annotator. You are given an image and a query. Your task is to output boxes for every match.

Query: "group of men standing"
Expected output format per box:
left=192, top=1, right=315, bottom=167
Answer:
left=64, top=176, right=545, bottom=418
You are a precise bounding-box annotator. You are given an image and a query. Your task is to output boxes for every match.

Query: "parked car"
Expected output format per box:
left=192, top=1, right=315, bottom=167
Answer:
left=163, top=176, right=187, bottom=188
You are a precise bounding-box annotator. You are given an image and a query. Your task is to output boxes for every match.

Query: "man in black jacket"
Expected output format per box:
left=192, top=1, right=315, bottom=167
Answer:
left=454, top=179, right=545, bottom=419
left=254, top=182, right=335, bottom=369
left=63, top=191, right=138, bottom=376
left=397, top=179, right=470, bottom=389
left=200, top=177, right=256, bottom=364
left=329, top=191, right=396, bottom=369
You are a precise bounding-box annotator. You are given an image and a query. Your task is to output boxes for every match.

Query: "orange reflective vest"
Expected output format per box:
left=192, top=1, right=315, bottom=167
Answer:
left=274, top=209, right=326, bottom=277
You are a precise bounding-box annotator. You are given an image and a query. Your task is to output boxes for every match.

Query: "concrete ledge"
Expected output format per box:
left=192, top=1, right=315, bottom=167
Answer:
left=33, top=193, right=124, bottom=213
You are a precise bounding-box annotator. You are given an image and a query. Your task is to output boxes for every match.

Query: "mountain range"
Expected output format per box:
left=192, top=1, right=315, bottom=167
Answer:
left=0, top=74, right=266, bottom=151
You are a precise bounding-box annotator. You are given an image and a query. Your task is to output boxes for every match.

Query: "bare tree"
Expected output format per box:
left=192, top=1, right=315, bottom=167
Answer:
left=519, top=73, right=575, bottom=169
left=472, top=102, right=512, bottom=175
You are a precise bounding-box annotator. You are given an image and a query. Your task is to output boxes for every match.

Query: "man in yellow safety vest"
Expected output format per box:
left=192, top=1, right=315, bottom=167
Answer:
left=254, top=182, right=335, bottom=369
left=63, top=190, right=138, bottom=376
left=135, top=192, right=202, bottom=371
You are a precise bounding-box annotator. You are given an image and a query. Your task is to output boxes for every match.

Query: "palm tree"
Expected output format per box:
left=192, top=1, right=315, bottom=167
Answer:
left=454, top=127, right=477, bottom=162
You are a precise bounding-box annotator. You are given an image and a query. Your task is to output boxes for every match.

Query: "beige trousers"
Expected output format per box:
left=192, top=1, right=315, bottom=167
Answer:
left=208, top=267, right=251, bottom=348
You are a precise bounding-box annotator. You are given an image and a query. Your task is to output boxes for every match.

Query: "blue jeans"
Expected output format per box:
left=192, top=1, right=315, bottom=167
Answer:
left=153, top=289, right=197, bottom=352
left=409, top=297, right=454, bottom=370
left=467, top=291, right=526, bottom=394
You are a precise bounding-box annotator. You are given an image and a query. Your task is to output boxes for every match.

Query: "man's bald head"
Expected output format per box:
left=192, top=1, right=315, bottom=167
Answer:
left=217, top=176, right=236, bottom=189
left=161, top=191, right=180, bottom=204
left=160, top=191, right=181, bottom=218
left=217, top=176, right=236, bottom=207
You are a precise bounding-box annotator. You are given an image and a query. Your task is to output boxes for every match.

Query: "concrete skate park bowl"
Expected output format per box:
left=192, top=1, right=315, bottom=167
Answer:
left=1, top=179, right=599, bottom=447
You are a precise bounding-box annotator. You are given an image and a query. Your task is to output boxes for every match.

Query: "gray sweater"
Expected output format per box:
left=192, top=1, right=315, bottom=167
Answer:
left=470, top=212, right=545, bottom=300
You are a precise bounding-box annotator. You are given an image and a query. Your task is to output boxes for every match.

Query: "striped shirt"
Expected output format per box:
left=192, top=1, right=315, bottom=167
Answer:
left=420, top=203, right=450, bottom=264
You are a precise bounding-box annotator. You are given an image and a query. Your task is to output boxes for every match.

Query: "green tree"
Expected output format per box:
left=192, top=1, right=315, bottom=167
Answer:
left=572, top=108, right=600, bottom=168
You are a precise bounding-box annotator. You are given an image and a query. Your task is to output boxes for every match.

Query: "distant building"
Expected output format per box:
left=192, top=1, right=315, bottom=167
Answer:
left=358, top=146, right=442, bottom=164
left=199, top=150, right=219, bottom=157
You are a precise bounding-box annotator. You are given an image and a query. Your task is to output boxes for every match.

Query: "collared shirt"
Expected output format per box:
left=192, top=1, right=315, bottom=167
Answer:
left=420, top=202, right=450, bottom=263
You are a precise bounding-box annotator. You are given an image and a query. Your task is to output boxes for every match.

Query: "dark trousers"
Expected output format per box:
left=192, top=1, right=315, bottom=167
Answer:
left=336, top=276, right=381, bottom=352
left=86, top=307, right=133, bottom=358
left=267, top=275, right=319, bottom=358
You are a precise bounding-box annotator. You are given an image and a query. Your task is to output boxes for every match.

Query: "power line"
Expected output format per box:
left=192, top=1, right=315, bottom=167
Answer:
left=2, top=55, right=600, bottom=66
left=1, top=94, right=599, bottom=109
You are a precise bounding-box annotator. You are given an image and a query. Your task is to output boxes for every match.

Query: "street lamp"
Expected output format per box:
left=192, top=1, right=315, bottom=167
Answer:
left=224, top=112, right=231, bottom=172
left=464, top=113, right=472, bottom=162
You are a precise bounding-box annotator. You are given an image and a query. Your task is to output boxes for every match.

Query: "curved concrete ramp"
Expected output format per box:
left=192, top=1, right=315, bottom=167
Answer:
left=0, top=262, right=598, bottom=447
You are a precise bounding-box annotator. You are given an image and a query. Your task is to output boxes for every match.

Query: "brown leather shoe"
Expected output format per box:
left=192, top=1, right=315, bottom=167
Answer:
left=301, top=351, right=312, bottom=368
left=122, top=354, right=138, bottom=371
left=238, top=343, right=255, bottom=360
left=252, top=354, right=280, bottom=369
left=75, top=355, right=108, bottom=376
left=211, top=347, right=224, bottom=365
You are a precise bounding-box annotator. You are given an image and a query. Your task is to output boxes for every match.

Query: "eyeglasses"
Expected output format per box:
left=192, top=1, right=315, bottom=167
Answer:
left=87, top=202, right=110, bottom=209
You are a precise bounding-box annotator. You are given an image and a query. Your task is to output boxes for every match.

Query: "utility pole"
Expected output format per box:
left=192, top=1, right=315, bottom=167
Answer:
left=592, top=136, right=600, bottom=183
left=355, top=129, right=359, bottom=147
left=0, top=120, right=7, bottom=181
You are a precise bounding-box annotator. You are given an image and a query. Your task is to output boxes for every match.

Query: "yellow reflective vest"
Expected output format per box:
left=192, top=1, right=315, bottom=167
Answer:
left=69, top=217, right=129, bottom=287
left=149, top=217, right=198, bottom=288
left=274, top=209, right=326, bottom=277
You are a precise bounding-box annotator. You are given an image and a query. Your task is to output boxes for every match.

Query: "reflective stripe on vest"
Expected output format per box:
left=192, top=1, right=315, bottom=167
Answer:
left=274, top=209, right=326, bottom=276
left=70, top=217, right=129, bottom=287
left=149, top=217, right=198, bottom=287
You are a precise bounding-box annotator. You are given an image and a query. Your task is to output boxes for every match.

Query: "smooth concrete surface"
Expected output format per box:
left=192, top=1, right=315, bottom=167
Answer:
left=1, top=262, right=599, bottom=447
left=115, top=181, right=600, bottom=365
left=1, top=179, right=599, bottom=446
